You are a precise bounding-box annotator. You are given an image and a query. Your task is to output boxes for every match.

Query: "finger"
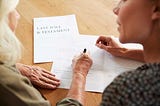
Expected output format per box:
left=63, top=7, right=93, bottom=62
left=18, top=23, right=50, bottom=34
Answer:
left=96, top=43, right=109, bottom=50
left=80, top=54, right=92, bottom=64
left=96, top=36, right=106, bottom=44
left=77, top=53, right=88, bottom=61
left=41, top=72, right=60, bottom=82
left=83, top=53, right=91, bottom=59
left=41, top=69, right=56, bottom=76
left=33, top=80, right=58, bottom=89
left=84, top=50, right=91, bottom=56
left=32, top=66, right=56, bottom=76
left=29, top=74, right=60, bottom=89
left=74, top=53, right=85, bottom=61
left=40, top=76, right=60, bottom=86
left=96, top=36, right=111, bottom=45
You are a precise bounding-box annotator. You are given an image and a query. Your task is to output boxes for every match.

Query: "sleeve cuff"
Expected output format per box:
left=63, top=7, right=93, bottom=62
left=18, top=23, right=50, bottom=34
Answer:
left=56, top=98, right=83, bottom=106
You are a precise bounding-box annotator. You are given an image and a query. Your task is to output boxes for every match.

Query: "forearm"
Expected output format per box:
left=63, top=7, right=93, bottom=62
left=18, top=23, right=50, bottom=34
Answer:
left=67, top=72, right=87, bottom=105
left=63, top=53, right=92, bottom=105
left=124, top=49, right=144, bottom=62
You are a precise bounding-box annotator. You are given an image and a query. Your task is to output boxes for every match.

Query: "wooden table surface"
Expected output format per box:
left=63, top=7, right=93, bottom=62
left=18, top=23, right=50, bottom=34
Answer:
left=16, top=0, right=118, bottom=105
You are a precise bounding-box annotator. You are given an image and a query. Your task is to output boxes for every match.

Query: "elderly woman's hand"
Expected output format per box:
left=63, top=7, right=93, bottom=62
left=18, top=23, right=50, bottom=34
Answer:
left=72, top=52, right=93, bottom=77
left=16, top=63, right=60, bottom=89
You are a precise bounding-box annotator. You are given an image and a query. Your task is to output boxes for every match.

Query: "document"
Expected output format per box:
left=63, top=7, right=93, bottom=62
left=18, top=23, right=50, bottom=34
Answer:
left=51, top=35, right=144, bottom=93
left=33, top=14, right=79, bottom=63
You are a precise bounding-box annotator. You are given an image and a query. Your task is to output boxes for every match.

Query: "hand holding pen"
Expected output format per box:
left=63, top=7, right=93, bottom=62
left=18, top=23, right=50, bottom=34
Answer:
left=72, top=48, right=93, bottom=76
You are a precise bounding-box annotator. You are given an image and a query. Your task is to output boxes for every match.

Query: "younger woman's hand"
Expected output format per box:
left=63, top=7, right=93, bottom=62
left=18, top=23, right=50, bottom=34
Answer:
left=96, top=36, right=128, bottom=57
left=72, top=52, right=93, bottom=77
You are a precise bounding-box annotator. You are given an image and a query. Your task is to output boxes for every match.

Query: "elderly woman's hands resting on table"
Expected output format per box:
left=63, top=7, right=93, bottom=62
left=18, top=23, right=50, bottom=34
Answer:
left=16, top=63, right=60, bottom=89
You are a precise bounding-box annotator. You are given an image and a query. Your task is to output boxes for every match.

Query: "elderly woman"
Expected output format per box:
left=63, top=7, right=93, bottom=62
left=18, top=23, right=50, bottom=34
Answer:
left=57, top=0, right=160, bottom=105
left=0, top=0, right=60, bottom=105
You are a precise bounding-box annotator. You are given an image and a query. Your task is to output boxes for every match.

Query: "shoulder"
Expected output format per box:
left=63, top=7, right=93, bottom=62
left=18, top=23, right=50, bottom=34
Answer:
left=101, top=63, right=160, bottom=106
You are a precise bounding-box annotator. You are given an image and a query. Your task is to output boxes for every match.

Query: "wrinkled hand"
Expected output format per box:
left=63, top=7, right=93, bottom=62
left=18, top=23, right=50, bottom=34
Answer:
left=96, top=36, right=128, bottom=57
left=72, top=52, right=93, bottom=77
left=16, top=63, right=60, bottom=89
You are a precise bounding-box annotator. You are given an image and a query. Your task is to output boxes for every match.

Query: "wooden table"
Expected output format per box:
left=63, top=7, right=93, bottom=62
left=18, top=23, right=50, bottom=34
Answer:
left=16, top=0, right=118, bottom=105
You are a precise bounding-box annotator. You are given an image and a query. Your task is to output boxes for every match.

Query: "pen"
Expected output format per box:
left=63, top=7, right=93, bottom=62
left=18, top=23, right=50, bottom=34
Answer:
left=83, top=48, right=87, bottom=53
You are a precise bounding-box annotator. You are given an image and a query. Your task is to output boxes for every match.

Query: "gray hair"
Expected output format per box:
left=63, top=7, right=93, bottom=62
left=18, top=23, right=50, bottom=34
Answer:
left=0, top=0, right=21, bottom=65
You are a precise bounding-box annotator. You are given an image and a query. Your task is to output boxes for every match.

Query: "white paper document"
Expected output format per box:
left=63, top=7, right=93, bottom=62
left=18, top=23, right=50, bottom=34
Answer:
left=51, top=35, right=144, bottom=93
left=33, top=14, right=79, bottom=63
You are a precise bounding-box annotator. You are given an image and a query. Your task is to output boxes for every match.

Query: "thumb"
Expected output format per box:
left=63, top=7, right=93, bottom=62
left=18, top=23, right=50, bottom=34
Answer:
left=96, top=43, right=109, bottom=51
